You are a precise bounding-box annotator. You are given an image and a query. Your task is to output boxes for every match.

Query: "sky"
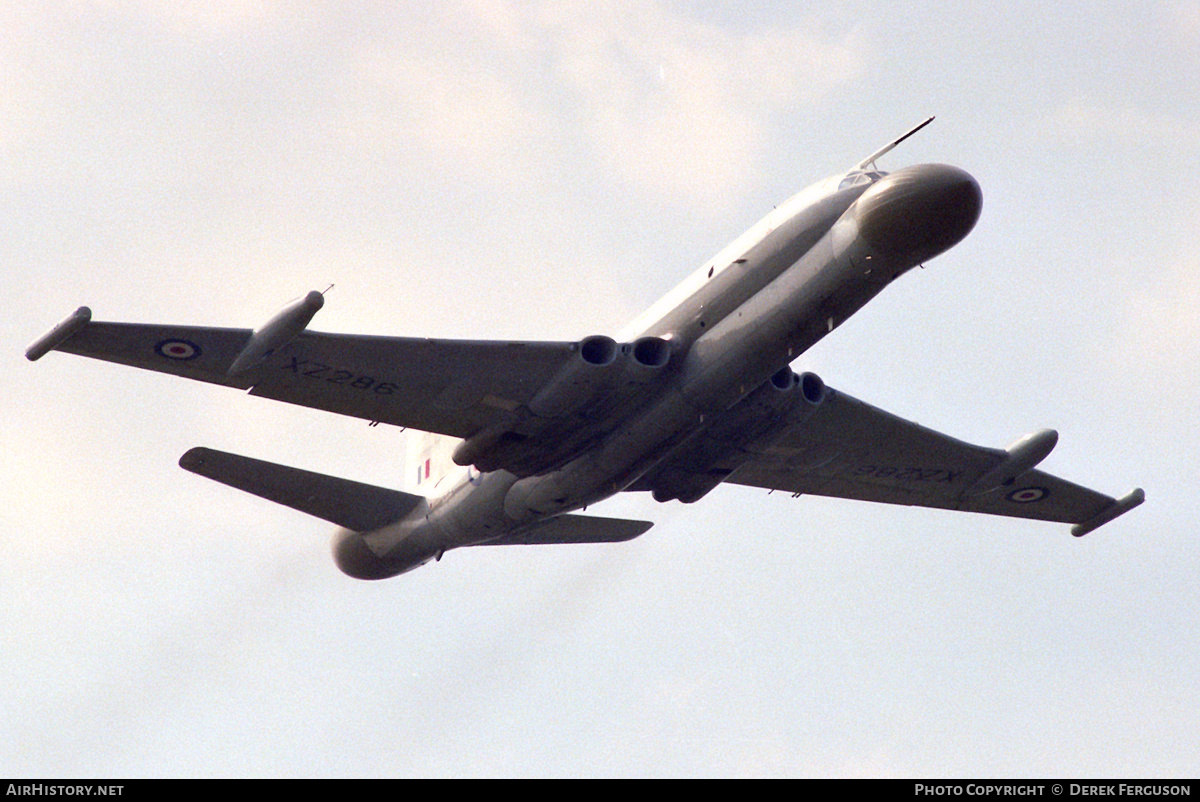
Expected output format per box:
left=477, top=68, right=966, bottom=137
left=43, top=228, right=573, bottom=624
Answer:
left=3, top=0, right=1198, bottom=778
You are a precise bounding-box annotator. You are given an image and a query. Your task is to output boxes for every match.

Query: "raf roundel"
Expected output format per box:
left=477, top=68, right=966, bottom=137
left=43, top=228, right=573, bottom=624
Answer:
left=155, top=339, right=202, bottom=361
left=1007, top=487, right=1048, bottom=504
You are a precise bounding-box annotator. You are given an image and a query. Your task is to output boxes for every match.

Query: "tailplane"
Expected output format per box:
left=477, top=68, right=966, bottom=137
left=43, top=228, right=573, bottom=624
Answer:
left=179, top=447, right=423, bottom=532
left=480, top=513, right=653, bottom=546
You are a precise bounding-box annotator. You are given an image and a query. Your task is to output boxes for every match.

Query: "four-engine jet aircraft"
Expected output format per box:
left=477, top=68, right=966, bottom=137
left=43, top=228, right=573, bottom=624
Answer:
left=27, top=119, right=1143, bottom=579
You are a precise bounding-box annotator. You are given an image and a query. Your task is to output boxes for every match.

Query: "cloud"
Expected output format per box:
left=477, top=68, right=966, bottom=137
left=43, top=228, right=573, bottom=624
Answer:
left=543, top=3, right=864, bottom=195
left=1, top=2, right=864, bottom=226
left=340, top=1, right=865, bottom=210
left=349, top=44, right=553, bottom=189
left=1045, top=96, right=1200, bottom=144
left=1105, top=252, right=1200, bottom=398
left=1169, top=0, right=1200, bottom=38
left=109, top=0, right=297, bottom=39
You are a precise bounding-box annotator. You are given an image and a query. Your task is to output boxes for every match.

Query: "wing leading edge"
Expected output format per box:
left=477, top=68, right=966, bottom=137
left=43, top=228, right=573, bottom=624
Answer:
left=715, top=385, right=1142, bottom=536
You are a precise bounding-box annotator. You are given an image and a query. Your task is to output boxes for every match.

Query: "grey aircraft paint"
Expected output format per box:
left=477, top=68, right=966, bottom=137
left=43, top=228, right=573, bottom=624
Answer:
left=26, top=123, right=1142, bottom=581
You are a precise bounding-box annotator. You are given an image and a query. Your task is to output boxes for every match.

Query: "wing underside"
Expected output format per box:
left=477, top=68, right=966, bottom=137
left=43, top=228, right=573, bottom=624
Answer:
left=663, top=386, right=1142, bottom=535
left=633, top=384, right=1137, bottom=537
left=34, top=316, right=580, bottom=458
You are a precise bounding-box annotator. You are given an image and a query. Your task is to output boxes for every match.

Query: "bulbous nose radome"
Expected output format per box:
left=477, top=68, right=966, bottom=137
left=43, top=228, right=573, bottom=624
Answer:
left=854, top=164, right=982, bottom=266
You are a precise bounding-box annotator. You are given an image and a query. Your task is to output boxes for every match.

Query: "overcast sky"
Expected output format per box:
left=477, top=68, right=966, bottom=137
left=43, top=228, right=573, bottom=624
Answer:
left=4, top=1, right=1198, bottom=777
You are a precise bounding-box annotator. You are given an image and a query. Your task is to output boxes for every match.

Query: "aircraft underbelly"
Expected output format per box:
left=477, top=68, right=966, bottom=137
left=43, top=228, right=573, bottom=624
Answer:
left=500, top=207, right=903, bottom=520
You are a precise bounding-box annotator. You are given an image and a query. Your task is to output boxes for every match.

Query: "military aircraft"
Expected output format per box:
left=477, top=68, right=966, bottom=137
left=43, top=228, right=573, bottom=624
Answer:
left=27, top=118, right=1143, bottom=579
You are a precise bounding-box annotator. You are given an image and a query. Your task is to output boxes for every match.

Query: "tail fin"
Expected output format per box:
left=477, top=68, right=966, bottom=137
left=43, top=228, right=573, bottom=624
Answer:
left=179, top=447, right=423, bottom=532
left=402, top=429, right=468, bottom=496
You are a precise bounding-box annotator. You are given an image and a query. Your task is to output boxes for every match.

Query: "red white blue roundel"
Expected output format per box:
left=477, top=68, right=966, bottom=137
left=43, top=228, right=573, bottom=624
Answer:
left=155, top=339, right=202, bottom=361
left=1007, top=487, right=1048, bottom=504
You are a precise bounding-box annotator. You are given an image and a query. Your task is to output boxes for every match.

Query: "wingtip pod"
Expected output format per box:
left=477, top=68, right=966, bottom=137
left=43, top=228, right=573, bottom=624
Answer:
left=228, top=290, right=324, bottom=375
left=178, top=446, right=209, bottom=472
left=25, top=306, right=92, bottom=361
left=1071, top=488, right=1145, bottom=537
left=966, top=428, right=1058, bottom=496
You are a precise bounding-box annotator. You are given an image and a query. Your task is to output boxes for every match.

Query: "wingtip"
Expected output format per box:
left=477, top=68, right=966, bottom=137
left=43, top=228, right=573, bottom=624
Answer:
left=26, top=306, right=92, bottom=361
left=1071, top=488, right=1145, bottom=537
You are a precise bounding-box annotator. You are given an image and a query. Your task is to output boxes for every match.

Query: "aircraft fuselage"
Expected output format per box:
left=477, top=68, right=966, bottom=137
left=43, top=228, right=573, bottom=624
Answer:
left=334, top=162, right=983, bottom=579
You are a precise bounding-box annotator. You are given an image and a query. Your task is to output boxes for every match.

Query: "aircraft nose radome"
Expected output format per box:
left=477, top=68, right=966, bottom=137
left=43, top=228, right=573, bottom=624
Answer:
left=854, top=164, right=982, bottom=266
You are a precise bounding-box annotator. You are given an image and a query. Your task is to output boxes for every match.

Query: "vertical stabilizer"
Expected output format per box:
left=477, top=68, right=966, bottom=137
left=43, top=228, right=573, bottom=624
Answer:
left=402, top=429, right=469, bottom=496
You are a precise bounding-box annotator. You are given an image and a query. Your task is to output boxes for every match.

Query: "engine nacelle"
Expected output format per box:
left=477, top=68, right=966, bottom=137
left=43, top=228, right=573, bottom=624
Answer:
left=730, top=367, right=824, bottom=417
left=526, top=334, right=671, bottom=418
left=648, top=368, right=825, bottom=503
left=526, top=334, right=621, bottom=418
left=797, top=370, right=826, bottom=407
left=630, top=335, right=672, bottom=368
left=457, top=335, right=620, bottom=468
left=612, top=335, right=673, bottom=386
left=456, top=336, right=675, bottom=476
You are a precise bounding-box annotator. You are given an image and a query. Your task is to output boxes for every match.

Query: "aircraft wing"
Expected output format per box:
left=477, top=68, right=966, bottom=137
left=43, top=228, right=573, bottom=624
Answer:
left=246, top=331, right=573, bottom=438
left=723, top=386, right=1143, bottom=536
left=28, top=310, right=577, bottom=440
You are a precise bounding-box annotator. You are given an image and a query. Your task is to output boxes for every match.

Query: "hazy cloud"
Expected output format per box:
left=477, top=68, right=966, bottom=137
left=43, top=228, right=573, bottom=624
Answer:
left=1169, top=0, right=1200, bottom=37
left=339, top=1, right=864, bottom=209
left=1047, top=96, right=1200, bottom=142
left=4, top=2, right=1194, bottom=778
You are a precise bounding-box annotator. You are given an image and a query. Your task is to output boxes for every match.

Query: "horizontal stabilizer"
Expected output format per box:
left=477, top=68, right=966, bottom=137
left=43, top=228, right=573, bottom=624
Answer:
left=478, top=512, right=653, bottom=546
left=179, top=447, right=423, bottom=532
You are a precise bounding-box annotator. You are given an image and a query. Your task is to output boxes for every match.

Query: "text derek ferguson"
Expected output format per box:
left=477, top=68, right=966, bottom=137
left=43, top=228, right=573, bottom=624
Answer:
left=915, top=787, right=1191, bottom=797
